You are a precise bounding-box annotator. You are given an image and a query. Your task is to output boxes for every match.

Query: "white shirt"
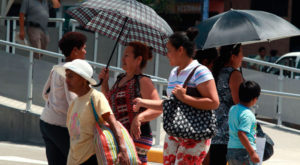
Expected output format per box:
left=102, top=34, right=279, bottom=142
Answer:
left=167, top=60, right=213, bottom=97
left=40, top=63, right=77, bottom=127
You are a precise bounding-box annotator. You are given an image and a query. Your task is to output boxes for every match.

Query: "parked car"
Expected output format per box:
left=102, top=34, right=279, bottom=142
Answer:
left=266, top=52, right=300, bottom=79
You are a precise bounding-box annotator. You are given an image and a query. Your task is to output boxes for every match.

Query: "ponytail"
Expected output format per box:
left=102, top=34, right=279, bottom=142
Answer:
left=168, top=28, right=199, bottom=58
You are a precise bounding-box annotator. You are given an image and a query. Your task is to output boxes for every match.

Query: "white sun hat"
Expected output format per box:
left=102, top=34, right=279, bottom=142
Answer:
left=54, top=59, right=97, bottom=85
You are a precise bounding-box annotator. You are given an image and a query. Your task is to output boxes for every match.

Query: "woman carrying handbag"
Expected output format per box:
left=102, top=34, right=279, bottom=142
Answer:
left=133, top=31, right=219, bottom=164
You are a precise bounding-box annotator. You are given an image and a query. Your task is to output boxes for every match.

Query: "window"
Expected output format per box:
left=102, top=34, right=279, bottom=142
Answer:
left=268, top=57, right=296, bottom=77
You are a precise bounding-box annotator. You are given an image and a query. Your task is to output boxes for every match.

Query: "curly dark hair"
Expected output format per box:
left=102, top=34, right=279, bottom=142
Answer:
left=58, top=32, right=87, bottom=57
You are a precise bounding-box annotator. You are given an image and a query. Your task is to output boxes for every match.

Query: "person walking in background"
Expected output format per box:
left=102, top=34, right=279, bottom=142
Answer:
left=40, top=32, right=87, bottom=165
left=209, top=44, right=244, bottom=165
left=54, top=59, right=130, bottom=165
left=251, top=47, right=267, bottom=71
left=19, top=0, right=60, bottom=59
left=268, top=49, right=279, bottom=63
left=98, top=41, right=162, bottom=164
left=195, top=48, right=218, bottom=71
left=133, top=31, right=219, bottom=164
left=227, top=81, right=261, bottom=165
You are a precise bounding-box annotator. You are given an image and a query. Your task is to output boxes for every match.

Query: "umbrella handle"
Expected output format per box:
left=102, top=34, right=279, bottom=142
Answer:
left=93, top=17, right=129, bottom=87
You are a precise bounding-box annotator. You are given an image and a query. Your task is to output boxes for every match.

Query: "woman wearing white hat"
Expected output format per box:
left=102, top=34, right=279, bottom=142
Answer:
left=40, top=32, right=87, bottom=165
left=55, top=59, right=130, bottom=165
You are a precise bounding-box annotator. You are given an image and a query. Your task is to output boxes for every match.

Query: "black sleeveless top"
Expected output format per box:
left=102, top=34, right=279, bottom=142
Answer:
left=107, top=73, right=152, bottom=137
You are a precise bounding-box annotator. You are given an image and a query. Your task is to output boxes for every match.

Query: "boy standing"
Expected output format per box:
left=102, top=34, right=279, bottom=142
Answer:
left=227, top=81, right=261, bottom=165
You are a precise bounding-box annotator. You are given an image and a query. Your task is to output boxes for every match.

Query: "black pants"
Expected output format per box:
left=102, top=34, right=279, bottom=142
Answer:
left=209, top=144, right=228, bottom=165
left=40, top=120, right=70, bottom=165
left=81, top=155, right=97, bottom=165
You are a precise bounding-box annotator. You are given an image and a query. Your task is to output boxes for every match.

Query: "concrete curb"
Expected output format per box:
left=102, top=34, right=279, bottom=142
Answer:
left=147, top=147, right=163, bottom=163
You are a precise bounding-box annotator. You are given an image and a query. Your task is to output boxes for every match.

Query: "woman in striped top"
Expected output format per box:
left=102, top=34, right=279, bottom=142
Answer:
left=134, top=30, right=219, bottom=164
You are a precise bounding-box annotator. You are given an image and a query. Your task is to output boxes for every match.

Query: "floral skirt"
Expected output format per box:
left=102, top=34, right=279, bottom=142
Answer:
left=163, top=135, right=211, bottom=165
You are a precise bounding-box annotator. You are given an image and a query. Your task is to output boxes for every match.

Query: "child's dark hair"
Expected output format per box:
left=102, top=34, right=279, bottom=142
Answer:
left=239, top=81, right=261, bottom=102
left=59, top=32, right=87, bottom=57
left=168, top=28, right=198, bottom=58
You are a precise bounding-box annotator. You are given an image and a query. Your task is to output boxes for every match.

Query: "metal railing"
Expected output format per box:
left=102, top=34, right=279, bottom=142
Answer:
left=0, top=16, right=65, bottom=56
left=2, top=16, right=300, bottom=141
left=243, top=57, right=300, bottom=126
left=0, top=39, right=167, bottom=145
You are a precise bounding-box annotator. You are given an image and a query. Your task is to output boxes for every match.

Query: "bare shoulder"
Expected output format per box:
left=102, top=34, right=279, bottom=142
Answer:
left=139, top=76, right=153, bottom=86
left=230, top=70, right=243, bottom=81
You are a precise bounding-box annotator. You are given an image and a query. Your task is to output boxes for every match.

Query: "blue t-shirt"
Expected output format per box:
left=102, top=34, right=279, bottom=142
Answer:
left=228, top=104, right=257, bottom=150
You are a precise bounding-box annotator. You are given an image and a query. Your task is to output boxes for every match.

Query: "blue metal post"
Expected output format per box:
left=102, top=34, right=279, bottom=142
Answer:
left=202, top=0, right=209, bottom=20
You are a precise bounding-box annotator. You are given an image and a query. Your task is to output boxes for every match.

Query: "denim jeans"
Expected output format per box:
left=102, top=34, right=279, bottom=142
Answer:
left=227, top=148, right=258, bottom=165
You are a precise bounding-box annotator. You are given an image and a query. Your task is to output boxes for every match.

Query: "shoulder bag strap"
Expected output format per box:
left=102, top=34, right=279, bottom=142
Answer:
left=183, top=65, right=200, bottom=88
left=90, top=98, right=100, bottom=124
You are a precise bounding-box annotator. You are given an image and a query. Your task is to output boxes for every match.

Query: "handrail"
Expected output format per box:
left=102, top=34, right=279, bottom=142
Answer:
left=0, top=39, right=168, bottom=84
left=2, top=39, right=300, bottom=144
left=0, top=40, right=64, bottom=58
left=243, top=57, right=300, bottom=73
left=0, top=16, right=65, bottom=23
left=261, top=89, right=300, bottom=100
left=0, top=16, right=65, bottom=56
left=2, top=40, right=300, bottom=99
left=0, top=39, right=166, bottom=145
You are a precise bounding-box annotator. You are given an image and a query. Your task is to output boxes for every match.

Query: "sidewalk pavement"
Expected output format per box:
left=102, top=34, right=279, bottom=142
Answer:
left=0, top=121, right=299, bottom=165
left=258, top=121, right=300, bottom=165
left=1, top=95, right=300, bottom=164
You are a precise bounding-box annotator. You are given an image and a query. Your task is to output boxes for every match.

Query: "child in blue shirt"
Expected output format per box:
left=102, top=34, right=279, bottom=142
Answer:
left=227, top=81, right=261, bottom=165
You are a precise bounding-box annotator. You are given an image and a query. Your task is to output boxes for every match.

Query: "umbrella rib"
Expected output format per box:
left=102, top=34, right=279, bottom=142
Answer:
left=203, top=17, right=223, bottom=49
left=236, top=11, right=260, bottom=40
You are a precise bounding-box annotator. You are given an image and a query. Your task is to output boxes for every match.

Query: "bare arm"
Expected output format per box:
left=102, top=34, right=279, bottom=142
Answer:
left=229, top=70, right=244, bottom=104
left=98, top=68, right=110, bottom=95
left=173, top=79, right=219, bottom=110
left=131, top=77, right=162, bottom=139
left=238, top=131, right=260, bottom=163
left=102, top=112, right=130, bottom=165
left=137, top=77, right=162, bottom=121
left=51, top=0, right=61, bottom=8
left=133, top=98, right=163, bottom=111
left=19, top=13, right=25, bottom=40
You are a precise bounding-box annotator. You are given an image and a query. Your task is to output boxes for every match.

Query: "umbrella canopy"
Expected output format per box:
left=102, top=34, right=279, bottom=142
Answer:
left=67, top=0, right=173, bottom=56
left=196, top=9, right=300, bottom=49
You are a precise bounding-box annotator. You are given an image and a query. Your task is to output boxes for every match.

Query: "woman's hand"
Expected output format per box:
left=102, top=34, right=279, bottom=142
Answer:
left=133, top=98, right=143, bottom=112
left=98, top=68, right=109, bottom=81
left=117, top=147, right=130, bottom=165
left=130, top=115, right=142, bottom=139
left=102, top=113, right=130, bottom=165
left=172, top=85, right=187, bottom=101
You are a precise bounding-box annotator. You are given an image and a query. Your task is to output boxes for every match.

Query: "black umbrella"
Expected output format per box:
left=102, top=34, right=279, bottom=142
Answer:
left=195, top=9, right=300, bottom=49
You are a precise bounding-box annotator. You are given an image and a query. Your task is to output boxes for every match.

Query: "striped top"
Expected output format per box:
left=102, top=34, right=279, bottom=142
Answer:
left=167, top=60, right=213, bottom=97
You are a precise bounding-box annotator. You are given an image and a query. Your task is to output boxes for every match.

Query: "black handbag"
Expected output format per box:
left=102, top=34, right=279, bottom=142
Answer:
left=162, top=66, right=217, bottom=140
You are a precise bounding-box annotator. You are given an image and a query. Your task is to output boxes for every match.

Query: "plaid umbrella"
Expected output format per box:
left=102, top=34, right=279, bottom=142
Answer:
left=67, top=0, right=173, bottom=56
